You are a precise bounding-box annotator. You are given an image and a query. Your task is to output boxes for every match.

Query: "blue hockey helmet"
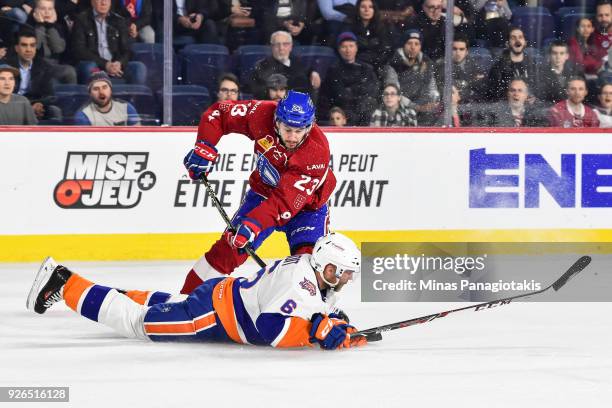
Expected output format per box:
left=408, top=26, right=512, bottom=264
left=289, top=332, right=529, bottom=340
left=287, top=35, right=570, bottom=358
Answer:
left=275, top=90, right=315, bottom=128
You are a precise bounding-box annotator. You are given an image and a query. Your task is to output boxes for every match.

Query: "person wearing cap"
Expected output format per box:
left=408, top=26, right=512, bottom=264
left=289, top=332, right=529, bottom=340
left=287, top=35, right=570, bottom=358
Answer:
left=74, top=70, right=141, bottom=126
left=250, top=30, right=320, bottom=100
left=0, top=64, right=38, bottom=125
left=404, top=0, right=446, bottom=61
left=318, top=31, right=379, bottom=125
left=383, top=28, right=439, bottom=125
left=265, top=73, right=288, bottom=102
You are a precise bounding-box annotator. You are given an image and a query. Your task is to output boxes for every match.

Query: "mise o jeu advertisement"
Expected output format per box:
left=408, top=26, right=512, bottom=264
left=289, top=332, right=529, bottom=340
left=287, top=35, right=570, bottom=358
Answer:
left=0, top=129, right=611, bottom=239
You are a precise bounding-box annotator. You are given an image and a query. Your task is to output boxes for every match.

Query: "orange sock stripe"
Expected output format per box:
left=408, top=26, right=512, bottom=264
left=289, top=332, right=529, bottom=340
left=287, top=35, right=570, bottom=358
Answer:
left=125, top=290, right=150, bottom=305
left=194, top=313, right=217, bottom=332
left=63, top=274, right=94, bottom=312
left=212, top=278, right=243, bottom=344
left=275, top=317, right=313, bottom=348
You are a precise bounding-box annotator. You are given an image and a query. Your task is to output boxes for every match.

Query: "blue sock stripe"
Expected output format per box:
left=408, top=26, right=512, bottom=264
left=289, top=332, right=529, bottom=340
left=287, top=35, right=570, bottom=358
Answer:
left=147, top=291, right=171, bottom=306
left=81, top=285, right=112, bottom=322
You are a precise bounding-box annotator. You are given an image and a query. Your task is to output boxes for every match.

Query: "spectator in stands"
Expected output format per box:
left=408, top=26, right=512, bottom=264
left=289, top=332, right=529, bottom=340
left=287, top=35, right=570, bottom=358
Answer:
left=486, top=27, right=536, bottom=101
left=594, top=1, right=612, bottom=58
left=173, top=0, right=228, bottom=44
left=75, top=70, right=141, bottom=125
left=477, top=78, right=547, bottom=127
left=568, top=17, right=605, bottom=77
left=317, top=0, right=356, bottom=47
left=435, top=33, right=486, bottom=104
left=442, top=0, right=476, bottom=40
left=251, top=0, right=311, bottom=45
left=537, top=40, right=584, bottom=104
left=383, top=29, right=439, bottom=124
left=328, top=105, right=348, bottom=126
left=216, top=72, right=240, bottom=102
left=249, top=30, right=320, bottom=100
left=264, top=73, right=288, bottom=101
left=5, top=30, right=62, bottom=122
left=436, top=85, right=470, bottom=126
left=318, top=31, right=379, bottom=125
left=348, top=0, right=393, bottom=75
left=370, top=82, right=417, bottom=126
left=0, top=36, right=7, bottom=60
left=72, top=0, right=146, bottom=85
left=117, top=0, right=155, bottom=44
left=223, top=0, right=256, bottom=50
left=405, top=0, right=445, bottom=62
left=548, top=76, right=599, bottom=127
left=594, top=82, right=612, bottom=127
left=473, top=0, right=511, bottom=49
left=27, top=0, right=77, bottom=84
left=0, top=64, right=37, bottom=125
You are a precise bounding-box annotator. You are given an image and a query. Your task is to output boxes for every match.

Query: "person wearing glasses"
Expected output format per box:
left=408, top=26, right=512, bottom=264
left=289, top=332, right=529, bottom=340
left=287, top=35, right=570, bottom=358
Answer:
left=216, top=72, right=240, bottom=102
left=405, top=0, right=445, bottom=62
left=370, top=83, right=417, bottom=126
left=249, top=30, right=320, bottom=100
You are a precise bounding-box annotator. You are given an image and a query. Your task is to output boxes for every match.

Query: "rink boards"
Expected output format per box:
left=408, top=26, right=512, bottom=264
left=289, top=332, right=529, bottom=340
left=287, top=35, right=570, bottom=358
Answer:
left=1, top=127, right=611, bottom=261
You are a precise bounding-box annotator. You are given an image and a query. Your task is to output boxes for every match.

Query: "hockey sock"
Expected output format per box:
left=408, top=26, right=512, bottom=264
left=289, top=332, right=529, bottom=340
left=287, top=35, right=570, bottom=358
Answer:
left=124, top=290, right=171, bottom=306
left=63, top=274, right=112, bottom=322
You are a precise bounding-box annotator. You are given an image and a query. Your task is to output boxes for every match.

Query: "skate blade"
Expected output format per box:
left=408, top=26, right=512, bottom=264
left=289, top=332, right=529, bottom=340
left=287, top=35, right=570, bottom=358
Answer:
left=26, top=256, right=58, bottom=312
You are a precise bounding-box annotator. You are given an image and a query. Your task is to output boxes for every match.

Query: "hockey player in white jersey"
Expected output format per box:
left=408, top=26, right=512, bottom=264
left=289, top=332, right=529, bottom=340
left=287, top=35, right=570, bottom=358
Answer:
left=27, top=233, right=367, bottom=350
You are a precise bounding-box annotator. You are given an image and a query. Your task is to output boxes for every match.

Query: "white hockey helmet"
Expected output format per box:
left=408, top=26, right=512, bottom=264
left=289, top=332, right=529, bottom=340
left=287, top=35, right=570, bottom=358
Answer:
left=310, top=232, right=361, bottom=282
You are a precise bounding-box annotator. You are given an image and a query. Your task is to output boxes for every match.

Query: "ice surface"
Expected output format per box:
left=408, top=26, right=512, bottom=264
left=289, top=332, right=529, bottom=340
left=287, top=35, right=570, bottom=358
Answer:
left=1, top=260, right=611, bottom=408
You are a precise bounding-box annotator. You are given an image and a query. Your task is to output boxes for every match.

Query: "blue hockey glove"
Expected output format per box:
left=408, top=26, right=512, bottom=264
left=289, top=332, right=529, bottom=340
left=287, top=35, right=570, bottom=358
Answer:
left=228, top=217, right=262, bottom=249
left=183, top=141, right=218, bottom=180
left=256, top=153, right=281, bottom=187
left=309, top=313, right=354, bottom=350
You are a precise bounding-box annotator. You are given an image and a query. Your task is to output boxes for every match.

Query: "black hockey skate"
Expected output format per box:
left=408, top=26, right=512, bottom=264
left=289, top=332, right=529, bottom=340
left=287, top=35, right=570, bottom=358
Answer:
left=26, top=257, right=73, bottom=314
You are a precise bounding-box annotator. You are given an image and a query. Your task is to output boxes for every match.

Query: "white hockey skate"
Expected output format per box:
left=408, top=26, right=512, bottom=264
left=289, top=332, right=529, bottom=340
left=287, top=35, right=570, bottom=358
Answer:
left=26, top=257, right=72, bottom=314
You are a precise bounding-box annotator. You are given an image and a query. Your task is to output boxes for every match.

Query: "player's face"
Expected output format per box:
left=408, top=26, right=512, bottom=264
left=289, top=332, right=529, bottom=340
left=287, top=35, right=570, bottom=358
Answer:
left=323, top=264, right=355, bottom=289
left=577, top=18, right=594, bottom=39
left=338, top=41, right=358, bottom=63
left=507, top=80, right=528, bottom=104
left=217, top=80, right=239, bottom=102
left=549, top=46, right=568, bottom=68
left=359, top=0, right=374, bottom=22
left=403, top=39, right=421, bottom=58
left=268, top=87, right=287, bottom=102
left=15, top=37, right=37, bottom=62
left=567, top=80, right=587, bottom=105
left=90, top=81, right=112, bottom=108
left=277, top=122, right=309, bottom=150
left=452, top=41, right=468, bottom=63
left=599, top=85, right=612, bottom=108
left=0, top=71, right=16, bottom=97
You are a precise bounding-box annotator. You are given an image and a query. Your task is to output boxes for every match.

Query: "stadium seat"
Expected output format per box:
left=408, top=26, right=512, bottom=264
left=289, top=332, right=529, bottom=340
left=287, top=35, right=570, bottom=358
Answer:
left=112, top=84, right=159, bottom=125
left=511, top=7, right=556, bottom=48
left=130, top=43, right=180, bottom=92
left=180, top=44, right=231, bottom=92
left=53, top=84, right=89, bottom=124
left=235, top=45, right=272, bottom=85
left=157, top=85, right=211, bottom=126
left=293, top=45, right=338, bottom=81
left=563, top=0, right=598, bottom=9
left=539, top=0, right=564, bottom=13
left=469, top=47, right=494, bottom=72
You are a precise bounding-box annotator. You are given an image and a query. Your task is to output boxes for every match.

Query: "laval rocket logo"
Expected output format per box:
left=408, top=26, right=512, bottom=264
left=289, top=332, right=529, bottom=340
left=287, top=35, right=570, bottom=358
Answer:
left=54, top=152, right=157, bottom=209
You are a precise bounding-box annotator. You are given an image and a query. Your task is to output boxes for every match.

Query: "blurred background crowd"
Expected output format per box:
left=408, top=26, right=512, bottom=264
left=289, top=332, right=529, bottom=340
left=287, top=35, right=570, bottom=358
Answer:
left=0, top=0, right=610, bottom=127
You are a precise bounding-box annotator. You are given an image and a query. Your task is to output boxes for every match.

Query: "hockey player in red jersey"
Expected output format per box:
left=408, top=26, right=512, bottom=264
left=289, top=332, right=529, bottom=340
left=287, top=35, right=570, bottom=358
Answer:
left=27, top=233, right=367, bottom=350
left=180, top=90, right=337, bottom=295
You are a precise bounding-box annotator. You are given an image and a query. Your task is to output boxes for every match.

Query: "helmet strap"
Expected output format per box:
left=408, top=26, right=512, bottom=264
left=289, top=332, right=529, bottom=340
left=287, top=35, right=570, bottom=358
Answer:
left=317, top=267, right=339, bottom=288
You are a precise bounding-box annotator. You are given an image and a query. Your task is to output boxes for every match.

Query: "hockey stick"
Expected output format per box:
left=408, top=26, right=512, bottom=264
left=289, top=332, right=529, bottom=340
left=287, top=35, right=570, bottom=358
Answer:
left=352, top=255, right=592, bottom=343
left=200, top=174, right=267, bottom=268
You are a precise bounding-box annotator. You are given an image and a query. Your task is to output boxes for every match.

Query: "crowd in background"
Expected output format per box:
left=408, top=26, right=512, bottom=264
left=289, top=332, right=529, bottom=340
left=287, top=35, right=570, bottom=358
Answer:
left=0, top=0, right=611, bottom=127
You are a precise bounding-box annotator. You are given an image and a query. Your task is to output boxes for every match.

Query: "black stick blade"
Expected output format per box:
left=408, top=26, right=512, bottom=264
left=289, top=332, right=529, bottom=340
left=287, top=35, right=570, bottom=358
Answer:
left=552, top=256, right=591, bottom=291
left=363, top=332, right=383, bottom=342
